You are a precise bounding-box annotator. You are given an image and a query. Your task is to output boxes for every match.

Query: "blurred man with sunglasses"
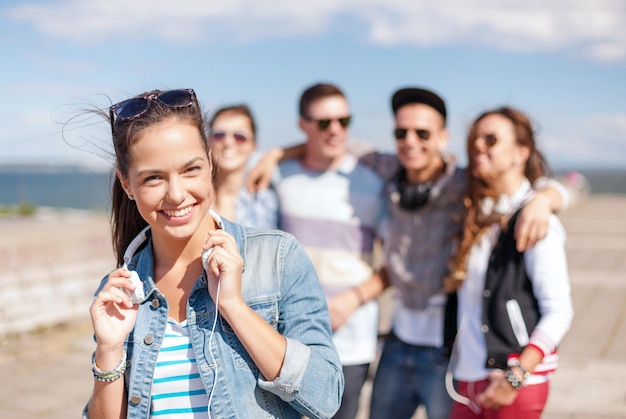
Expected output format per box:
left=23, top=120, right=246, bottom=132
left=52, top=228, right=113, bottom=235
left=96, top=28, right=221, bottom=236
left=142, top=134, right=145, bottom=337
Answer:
left=360, top=87, right=465, bottom=419
left=249, top=86, right=570, bottom=419
left=257, top=83, right=389, bottom=419
left=361, top=87, right=569, bottom=419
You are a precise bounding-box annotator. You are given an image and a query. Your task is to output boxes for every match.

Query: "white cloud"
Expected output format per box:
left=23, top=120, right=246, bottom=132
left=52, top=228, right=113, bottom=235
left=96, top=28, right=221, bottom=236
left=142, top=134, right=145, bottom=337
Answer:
left=358, top=0, right=626, bottom=61
left=6, top=0, right=338, bottom=44
left=7, top=0, right=626, bottom=62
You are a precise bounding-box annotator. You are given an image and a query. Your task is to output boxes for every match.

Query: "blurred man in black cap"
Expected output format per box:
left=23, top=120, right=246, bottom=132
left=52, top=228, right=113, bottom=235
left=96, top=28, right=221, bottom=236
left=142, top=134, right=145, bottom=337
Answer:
left=365, top=87, right=569, bottom=419
left=364, top=87, right=461, bottom=419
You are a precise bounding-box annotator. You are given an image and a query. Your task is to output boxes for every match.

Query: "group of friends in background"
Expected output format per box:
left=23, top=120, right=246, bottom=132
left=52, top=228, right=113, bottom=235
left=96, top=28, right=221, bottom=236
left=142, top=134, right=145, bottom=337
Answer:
left=83, top=81, right=574, bottom=419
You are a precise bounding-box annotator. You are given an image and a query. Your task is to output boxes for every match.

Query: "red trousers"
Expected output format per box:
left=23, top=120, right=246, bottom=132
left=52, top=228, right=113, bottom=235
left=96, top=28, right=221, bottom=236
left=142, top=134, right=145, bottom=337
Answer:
left=450, top=378, right=549, bottom=419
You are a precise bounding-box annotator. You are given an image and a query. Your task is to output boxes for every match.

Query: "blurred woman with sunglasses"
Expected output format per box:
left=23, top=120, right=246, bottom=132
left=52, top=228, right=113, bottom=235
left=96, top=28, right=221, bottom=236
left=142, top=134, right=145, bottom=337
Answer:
left=445, top=107, right=574, bottom=418
left=83, top=89, right=343, bottom=419
left=208, top=105, right=279, bottom=229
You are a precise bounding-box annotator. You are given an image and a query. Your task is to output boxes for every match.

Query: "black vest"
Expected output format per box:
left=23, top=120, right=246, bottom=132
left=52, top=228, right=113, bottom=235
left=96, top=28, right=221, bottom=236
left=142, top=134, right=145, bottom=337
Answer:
left=445, top=210, right=540, bottom=369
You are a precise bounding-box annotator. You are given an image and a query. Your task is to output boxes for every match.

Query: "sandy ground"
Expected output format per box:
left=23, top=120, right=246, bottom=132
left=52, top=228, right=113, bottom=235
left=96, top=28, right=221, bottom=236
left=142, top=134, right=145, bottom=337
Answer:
left=0, top=196, right=625, bottom=418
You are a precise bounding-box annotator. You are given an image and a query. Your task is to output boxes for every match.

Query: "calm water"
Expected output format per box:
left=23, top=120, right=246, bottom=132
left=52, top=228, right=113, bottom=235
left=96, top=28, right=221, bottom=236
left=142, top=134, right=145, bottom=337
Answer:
left=554, top=169, right=626, bottom=195
left=0, top=167, right=624, bottom=210
left=0, top=169, right=114, bottom=210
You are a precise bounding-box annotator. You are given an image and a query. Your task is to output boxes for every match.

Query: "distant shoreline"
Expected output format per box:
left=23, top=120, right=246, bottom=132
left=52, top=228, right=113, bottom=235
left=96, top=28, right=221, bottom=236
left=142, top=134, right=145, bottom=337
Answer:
left=554, top=169, right=626, bottom=195
left=0, top=166, right=624, bottom=211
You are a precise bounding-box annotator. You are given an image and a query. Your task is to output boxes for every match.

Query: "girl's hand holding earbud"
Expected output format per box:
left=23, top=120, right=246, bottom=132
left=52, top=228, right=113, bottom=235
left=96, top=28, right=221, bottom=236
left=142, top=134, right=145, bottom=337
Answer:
left=89, top=267, right=139, bottom=351
left=202, top=229, right=245, bottom=313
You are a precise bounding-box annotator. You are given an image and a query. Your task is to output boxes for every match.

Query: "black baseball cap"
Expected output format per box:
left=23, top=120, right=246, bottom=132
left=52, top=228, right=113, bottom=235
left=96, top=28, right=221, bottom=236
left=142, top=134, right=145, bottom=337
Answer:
left=391, top=87, right=447, bottom=122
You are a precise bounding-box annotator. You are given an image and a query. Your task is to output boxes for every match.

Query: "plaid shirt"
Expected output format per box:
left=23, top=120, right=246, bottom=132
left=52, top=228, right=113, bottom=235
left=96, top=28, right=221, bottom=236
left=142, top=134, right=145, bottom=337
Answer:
left=360, top=152, right=467, bottom=310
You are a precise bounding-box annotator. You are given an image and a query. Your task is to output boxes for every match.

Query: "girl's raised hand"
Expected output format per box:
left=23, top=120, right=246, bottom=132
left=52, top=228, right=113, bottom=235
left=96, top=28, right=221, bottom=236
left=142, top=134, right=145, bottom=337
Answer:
left=89, top=267, right=139, bottom=351
left=201, top=230, right=245, bottom=310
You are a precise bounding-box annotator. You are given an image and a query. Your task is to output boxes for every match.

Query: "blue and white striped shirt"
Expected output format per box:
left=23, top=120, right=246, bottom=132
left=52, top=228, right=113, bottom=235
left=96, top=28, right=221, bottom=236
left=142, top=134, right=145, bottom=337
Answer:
left=150, top=319, right=209, bottom=418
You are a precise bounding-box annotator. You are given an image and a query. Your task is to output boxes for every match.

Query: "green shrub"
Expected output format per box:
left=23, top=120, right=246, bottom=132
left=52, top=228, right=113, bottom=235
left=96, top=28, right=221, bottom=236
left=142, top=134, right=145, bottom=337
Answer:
left=17, top=201, right=37, bottom=216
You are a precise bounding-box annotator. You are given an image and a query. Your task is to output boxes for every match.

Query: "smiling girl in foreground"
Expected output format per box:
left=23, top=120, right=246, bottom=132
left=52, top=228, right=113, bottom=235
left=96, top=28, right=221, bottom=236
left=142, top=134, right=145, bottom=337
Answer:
left=83, top=88, right=343, bottom=419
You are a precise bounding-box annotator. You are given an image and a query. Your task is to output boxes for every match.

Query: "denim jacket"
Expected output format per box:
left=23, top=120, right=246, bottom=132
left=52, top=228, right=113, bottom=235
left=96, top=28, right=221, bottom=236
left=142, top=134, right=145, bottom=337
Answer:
left=83, top=217, right=343, bottom=419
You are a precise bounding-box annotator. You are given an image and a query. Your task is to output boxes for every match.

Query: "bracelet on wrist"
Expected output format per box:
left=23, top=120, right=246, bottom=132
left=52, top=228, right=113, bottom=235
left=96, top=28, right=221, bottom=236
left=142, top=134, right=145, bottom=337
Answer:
left=504, top=367, right=524, bottom=390
left=92, top=350, right=127, bottom=383
left=508, top=359, right=531, bottom=380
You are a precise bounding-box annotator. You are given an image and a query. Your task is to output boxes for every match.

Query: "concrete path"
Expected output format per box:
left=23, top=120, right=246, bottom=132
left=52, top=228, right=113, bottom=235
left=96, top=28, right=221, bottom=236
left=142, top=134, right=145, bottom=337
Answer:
left=539, top=196, right=626, bottom=419
left=0, top=196, right=624, bottom=418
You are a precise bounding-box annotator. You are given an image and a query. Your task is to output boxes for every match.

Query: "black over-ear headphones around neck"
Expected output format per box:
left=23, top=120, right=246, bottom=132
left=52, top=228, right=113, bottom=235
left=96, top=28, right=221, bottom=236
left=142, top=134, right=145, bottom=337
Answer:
left=395, top=168, right=434, bottom=211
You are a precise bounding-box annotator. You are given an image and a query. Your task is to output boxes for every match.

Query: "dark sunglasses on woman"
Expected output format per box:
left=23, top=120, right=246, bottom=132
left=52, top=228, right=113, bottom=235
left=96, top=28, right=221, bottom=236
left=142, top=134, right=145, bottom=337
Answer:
left=210, top=131, right=249, bottom=144
left=109, top=89, right=197, bottom=130
left=475, top=133, right=498, bottom=147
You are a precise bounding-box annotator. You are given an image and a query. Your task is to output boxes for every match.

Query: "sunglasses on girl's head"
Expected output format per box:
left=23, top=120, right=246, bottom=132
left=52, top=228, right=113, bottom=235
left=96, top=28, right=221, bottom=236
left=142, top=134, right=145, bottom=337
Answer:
left=394, top=128, right=432, bottom=141
left=476, top=133, right=498, bottom=147
left=109, top=89, right=197, bottom=127
left=304, top=115, right=352, bottom=131
left=210, top=130, right=249, bottom=144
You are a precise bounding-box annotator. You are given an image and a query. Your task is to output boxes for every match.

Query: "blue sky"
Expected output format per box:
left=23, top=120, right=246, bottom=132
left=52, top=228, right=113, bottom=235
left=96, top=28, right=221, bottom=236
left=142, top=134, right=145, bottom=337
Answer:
left=1, top=0, right=625, bottom=171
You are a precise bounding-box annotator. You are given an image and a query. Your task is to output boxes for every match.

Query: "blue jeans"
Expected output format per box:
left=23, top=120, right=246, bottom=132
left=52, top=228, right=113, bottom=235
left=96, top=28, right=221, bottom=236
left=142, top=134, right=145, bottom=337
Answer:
left=333, top=364, right=370, bottom=419
left=369, top=334, right=453, bottom=419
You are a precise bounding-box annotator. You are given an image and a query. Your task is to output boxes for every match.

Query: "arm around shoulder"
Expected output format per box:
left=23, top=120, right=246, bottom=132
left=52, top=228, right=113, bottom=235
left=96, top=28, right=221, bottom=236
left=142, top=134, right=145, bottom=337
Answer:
left=246, top=143, right=306, bottom=192
left=515, top=177, right=569, bottom=252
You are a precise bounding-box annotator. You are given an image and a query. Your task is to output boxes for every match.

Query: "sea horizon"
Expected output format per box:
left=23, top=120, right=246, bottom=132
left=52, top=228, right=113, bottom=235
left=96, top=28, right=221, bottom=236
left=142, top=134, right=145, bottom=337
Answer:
left=1, top=164, right=625, bottom=211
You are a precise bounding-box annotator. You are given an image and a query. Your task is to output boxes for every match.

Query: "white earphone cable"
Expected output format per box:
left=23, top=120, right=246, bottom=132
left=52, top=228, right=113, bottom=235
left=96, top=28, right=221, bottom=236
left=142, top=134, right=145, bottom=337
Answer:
left=206, top=274, right=220, bottom=411
left=445, top=313, right=482, bottom=415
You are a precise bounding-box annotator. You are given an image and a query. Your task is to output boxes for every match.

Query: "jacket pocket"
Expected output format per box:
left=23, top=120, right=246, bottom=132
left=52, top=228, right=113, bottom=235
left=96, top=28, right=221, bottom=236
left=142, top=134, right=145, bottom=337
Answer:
left=220, top=298, right=279, bottom=370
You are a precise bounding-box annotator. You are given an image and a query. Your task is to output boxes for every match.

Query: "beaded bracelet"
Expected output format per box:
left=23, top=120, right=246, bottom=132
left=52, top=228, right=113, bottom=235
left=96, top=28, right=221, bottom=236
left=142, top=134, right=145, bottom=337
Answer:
left=504, top=367, right=524, bottom=390
left=92, top=350, right=127, bottom=382
left=508, top=359, right=531, bottom=380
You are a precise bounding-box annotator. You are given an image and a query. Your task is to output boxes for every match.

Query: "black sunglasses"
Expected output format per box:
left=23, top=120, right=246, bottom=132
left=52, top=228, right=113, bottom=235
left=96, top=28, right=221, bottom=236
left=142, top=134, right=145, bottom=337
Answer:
left=109, top=88, right=197, bottom=129
left=210, top=130, right=249, bottom=144
left=394, top=128, right=432, bottom=141
left=476, top=133, right=498, bottom=147
left=304, top=115, right=352, bottom=131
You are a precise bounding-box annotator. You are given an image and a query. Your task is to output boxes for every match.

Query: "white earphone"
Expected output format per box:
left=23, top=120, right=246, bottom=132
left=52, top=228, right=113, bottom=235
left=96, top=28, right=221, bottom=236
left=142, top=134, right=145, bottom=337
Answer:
left=122, top=225, right=150, bottom=303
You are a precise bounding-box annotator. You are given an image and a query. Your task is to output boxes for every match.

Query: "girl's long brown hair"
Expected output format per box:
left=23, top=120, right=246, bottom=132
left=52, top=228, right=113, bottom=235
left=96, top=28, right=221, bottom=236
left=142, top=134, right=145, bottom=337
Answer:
left=445, top=106, right=551, bottom=292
